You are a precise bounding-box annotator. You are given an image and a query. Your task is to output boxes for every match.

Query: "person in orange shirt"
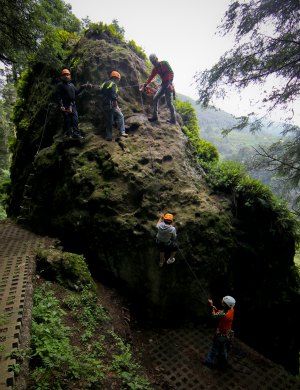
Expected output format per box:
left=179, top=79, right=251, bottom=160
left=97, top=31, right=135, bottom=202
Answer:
left=204, top=295, right=236, bottom=369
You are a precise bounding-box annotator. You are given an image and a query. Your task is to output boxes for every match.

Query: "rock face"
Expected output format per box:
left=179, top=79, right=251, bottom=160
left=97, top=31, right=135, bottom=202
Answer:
left=9, top=28, right=299, bottom=372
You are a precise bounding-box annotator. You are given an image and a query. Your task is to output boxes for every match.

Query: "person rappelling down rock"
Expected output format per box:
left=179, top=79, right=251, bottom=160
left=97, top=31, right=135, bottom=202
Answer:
left=55, top=68, right=90, bottom=139
left=141, top=54, right=177, bottom=124
left=204, top=296, right=236, bottom=370
left=100, top=71, right=128, bottom=141
left=156, top=213, right=178, bottom=267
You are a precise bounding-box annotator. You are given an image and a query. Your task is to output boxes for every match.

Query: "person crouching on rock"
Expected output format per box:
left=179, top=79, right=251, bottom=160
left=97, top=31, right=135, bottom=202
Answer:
left=55, top=68, right=90, bottom=139
left=204, top=296, right=236, bottom=370
left=100, top=71, right=128, bottom=141
left=142, top=54, right=176, bottom=124
left=156, top=213, right=178, bottom=267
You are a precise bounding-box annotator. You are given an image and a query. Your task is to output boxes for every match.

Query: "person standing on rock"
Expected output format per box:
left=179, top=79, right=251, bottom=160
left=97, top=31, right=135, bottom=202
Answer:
left=55, top=68, right=89, bottom=139
left=156, top=213, right=178, bottom=267
left=142, top=54, right=176, bottom=124
left=204, top=296, right=236, bottom=369
left=100, top=71, right=128, bottom=141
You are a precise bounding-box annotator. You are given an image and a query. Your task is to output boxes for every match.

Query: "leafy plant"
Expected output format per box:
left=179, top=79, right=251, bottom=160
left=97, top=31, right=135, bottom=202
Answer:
left=30, top=283, right=105, bottom=389
left=175, top=99, right=218, bottom=163
left=109, top=331, right=151, bottom=390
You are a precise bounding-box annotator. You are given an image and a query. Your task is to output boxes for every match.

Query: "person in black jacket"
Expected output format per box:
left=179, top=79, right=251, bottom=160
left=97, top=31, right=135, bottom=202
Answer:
left=55, top=68, right=89, bottom=139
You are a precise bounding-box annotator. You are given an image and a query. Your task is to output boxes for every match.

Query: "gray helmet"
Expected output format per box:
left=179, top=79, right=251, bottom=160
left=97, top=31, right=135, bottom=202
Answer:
left=222, top=296, right=236, bottom=308
left=149, top=53, right=158, bottom=63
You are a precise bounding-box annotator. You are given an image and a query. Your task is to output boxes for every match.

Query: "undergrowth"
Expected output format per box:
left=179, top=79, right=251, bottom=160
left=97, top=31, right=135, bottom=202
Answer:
left=29, top=270, right=151, bottom=389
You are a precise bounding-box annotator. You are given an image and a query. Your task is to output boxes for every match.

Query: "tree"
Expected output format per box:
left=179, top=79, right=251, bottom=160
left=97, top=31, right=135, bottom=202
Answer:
left=196, top=0, right=300, bottom=198
left=0, top=0, right=81, bottom=66
left=111, top=19, right=125, bottom=37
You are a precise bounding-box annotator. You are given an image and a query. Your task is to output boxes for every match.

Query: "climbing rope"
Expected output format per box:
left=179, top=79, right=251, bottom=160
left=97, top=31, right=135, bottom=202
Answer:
left=179, top=247, right=209, bottom=302
left=35, top=102, right=52, bottom=157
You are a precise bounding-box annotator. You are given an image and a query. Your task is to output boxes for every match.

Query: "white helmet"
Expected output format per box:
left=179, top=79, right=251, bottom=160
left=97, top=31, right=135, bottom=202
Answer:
left=223, top=296, right=236, bottom=308
left=149, top=53, right=158, bottom=63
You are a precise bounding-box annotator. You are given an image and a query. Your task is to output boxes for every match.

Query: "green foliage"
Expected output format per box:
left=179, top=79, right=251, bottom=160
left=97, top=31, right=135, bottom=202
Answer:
left=0, top=169, right=10, bottom=220
left=32, top=29, right=79, bottom=69
left=85, top=22, right=147, bottom=61
left=128, top=40, right=147, bottom=60
left=111, top=19, right=125, bottom=36
left=109, top=331, right=151, bottom=390
left=206, top=160, right=299, bottom=240
left=64, top=286, right=109, bottom=341
left=86, top=22, right=125, bottom=42
left=206, top=160, right=246, bottom=191
left=0, top=0, right=81, bottom=69
left=36, top=248, right=96, bottom=291
left=31, top=283, right=105, bottom=389
left=174, top=99, right=218, bottom=163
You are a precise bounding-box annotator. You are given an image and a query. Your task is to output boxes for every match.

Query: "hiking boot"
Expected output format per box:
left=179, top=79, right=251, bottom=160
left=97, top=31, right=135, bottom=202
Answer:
left=167, top=119, right=176, bottom=124
left=166, top=257, right=175, bottom=265
left=72, top=131, right=84, bottom=139
left=202, top=361, right=215, bottom=369
left=121, top=132, right=128, bottom=138
left=148, top=116, right=158, bottom=122
left=106, top=137, right=112, bottom=141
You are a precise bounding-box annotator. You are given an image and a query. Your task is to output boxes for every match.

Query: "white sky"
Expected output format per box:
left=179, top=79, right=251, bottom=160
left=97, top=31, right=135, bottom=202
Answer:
left=16, top=0, right=300, bottom=125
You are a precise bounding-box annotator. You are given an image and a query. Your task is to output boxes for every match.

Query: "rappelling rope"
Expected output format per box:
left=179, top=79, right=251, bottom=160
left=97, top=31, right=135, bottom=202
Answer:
left=179, top=247, right=209, bottom=302
left=35, top=102, right=52, bottom=157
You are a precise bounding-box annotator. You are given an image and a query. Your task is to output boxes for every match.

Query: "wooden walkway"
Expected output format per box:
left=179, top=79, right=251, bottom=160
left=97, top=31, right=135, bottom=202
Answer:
left=0, top=220, right=54, bottom=389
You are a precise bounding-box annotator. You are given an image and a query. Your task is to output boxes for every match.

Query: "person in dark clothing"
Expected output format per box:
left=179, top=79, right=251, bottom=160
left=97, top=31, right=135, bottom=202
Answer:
left=100, top=70, right=128, bottom=141
left=55, top=68, right=89, bottom=139
left=142, top=54, right=176, bottom=124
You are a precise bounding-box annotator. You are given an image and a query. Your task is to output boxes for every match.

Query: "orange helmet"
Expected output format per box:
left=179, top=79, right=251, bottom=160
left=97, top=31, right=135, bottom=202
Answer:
left=61, top=68, right=71, bottom=76
left=110, top=70, right=121, bottom=80
left=163, top=213, right=174, bottom=222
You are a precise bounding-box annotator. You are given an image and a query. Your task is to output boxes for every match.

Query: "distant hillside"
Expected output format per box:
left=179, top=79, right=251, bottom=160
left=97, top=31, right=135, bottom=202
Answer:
left=177, top=94, right=300, bottom=209
left=177, top=94, right=281, bottom=160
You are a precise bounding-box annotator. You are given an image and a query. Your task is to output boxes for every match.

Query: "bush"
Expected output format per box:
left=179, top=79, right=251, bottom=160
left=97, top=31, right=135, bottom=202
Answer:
left=175, top=100, right=218, bottom=163
left=128, top=40, right=147, bottom=60
left=86, top=22, right=125, bottom=42
left=36, top=248, right=96, bottom=291
left=0, top=169, right=10, bottom=220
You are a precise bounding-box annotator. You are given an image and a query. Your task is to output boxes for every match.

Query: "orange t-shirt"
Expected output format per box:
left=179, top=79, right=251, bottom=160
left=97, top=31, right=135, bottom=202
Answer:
left=212, top=307, right=234, bottom=335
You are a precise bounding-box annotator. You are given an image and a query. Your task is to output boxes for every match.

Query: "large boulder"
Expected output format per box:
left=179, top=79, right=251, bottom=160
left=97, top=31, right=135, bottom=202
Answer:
left=9, top=27, right=299, bottom=373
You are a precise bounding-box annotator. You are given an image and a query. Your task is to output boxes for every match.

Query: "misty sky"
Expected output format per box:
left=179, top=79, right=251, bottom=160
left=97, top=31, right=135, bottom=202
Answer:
left=67, top=0, right=299, bottom=125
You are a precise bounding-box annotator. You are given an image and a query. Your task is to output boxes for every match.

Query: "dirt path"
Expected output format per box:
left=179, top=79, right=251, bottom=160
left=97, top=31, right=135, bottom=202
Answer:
left=0, top=220, right=54, bottom=389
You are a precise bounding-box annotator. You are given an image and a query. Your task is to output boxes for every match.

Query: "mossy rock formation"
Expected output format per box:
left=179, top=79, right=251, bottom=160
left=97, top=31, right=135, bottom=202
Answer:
left=9, top=27, right=299, bottom=372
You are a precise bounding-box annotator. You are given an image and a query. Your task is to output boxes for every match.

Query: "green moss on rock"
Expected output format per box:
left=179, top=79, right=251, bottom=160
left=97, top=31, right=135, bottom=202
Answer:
left=36, top=248, right=95, bottom=291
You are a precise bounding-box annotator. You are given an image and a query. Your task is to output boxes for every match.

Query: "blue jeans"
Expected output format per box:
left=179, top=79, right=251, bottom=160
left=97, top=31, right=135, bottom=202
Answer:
left=205, top=335, right=230, bottom=367
left=104, top=108, right=125, bottom=138
left=63, top=104, right=79, bottom=135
